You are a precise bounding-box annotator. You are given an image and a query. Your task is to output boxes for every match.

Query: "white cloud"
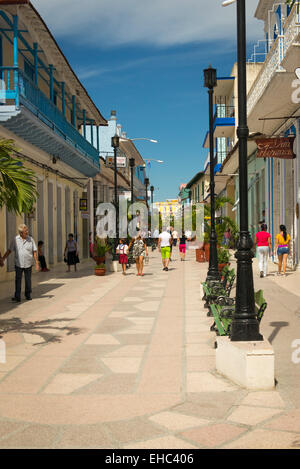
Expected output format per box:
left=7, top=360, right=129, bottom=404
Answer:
left=31, top=0, right=263, bottom=48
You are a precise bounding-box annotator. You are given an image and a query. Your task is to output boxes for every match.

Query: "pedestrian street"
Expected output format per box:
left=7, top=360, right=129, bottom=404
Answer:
left=0, top=248, right=299, bottom=449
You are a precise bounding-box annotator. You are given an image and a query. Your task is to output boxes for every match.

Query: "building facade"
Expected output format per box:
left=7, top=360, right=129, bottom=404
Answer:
left=0, top=0, right=107, bottom=282
left=246, top=0, right=300, bottom=268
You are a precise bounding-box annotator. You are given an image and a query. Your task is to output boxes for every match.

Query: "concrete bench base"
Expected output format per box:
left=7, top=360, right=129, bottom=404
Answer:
left=216, top=336, right=275, bottom=390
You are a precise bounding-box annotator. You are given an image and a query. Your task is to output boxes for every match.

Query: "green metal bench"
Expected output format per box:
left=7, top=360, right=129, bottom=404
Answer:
left=202, top=267, right=236, bottom=310
left=209, top=289, right=267, bottom=337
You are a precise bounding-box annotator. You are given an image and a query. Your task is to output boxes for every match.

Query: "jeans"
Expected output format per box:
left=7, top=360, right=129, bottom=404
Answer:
left=15, top=266, right=32, bottom=300
left=257, top=246, right=269, bottom=276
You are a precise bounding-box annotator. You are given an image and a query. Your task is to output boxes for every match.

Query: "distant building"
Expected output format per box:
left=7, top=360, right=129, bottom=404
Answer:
left=154, top=200, right=181, bottom=218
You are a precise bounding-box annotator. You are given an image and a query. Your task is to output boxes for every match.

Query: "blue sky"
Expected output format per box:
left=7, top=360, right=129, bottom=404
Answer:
left=32, top=0, right=264, bottom=201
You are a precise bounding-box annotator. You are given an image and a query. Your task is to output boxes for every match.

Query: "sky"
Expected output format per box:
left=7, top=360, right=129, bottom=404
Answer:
left=32, top=0, right=264, bottom=202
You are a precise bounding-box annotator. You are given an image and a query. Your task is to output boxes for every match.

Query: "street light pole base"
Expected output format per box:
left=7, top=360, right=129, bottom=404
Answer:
left=230, top=319, right=263, bottom=342
left=216, top=336, right=275, bottom=390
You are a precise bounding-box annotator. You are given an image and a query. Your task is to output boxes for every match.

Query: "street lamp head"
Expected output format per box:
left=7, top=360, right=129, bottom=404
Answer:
left=111, top=135, right=120, bottom=148
left=204, top=65, right=217, bottom=89
left=222, top=0, right=236, bottom=6
left=144, top=178, right=150, bottom=186
left=150, top=185, right=154, bottom=192
left=129, top=157, right=135, bottom=168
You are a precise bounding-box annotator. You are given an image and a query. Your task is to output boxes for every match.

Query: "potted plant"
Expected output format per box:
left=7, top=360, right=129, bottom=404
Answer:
left=217, top=246, right=230, bottom=272
left=203, top=232, right=210, bottom=262
left=95, top=263, right=106, bottom=276
left=93, top=238, right=110, bottom=264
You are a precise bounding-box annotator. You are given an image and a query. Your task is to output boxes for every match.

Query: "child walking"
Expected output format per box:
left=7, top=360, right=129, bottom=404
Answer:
left=116, top=239, right=129, bottom=275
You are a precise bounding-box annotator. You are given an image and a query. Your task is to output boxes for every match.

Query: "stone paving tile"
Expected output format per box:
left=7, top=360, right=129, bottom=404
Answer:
left=174, top=392, right=245, bottom=420
left=95, top=318, right=133, bottom=334
left=101, top=357, right=143, bottom=374
left=124, top=435, right=198, bottom=449
left=105, top=417, right=165, bottom=445
left=186, top=356, right=216, bottom=372
left=187, top=372, right=238, bottom=393
left=0, top=354, right=28, bottom=372
left=149, top=411, right=210, bottom=431
left=135, top=301, right=161, bottom=312
left=179, top=423, right=247, bottom=449
left=85, top=334, right=120, bottom=345
left=0, top=420, right=28, bottom=439
left=227, top=405, right=284, bottom=426
left=263, top=410, right=300, bottom=432
left=43, top=373, right=102, bottom=394
left=185, top=344, right=216, bottom=357
left=56, top=425, right=115, bottom=449
left=75, top=373, right=137, bottom=395
left=103, top=345, right=146, bottom=358
left=240, top=391, right=286, bottom=409
left=115, top=334, right=150, bottom=345
left=222, top=429, right=300, bottom=449
left=0, top=424, right=59, bottom=448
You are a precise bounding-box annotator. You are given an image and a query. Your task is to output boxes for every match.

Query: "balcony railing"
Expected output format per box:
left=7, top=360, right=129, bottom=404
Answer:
left=0, top=66, right=100, bottom=167
left=214, top=105, right=235, bottom=120
left=247, top=3, right=300, bottom=116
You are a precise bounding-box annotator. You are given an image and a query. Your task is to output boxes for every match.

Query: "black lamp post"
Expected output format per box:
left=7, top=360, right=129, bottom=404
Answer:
left=111, top=134, right=120, bottom=258
left=150, top=185, right=154, bottom=209
left=204, top=65, right=220, bottom=285
left=230, top=0, right=262, bottom=342
left=129, top=157, right=135, bottom=206
left=144, top=177, right=149, bottom=209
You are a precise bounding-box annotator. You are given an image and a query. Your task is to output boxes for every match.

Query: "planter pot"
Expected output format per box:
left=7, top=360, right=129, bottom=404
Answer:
left=196, top=248, right=205, bottom=263
left=204, top=243, right=210, bottom=262
left=218, top=262, right=230, bottom=274
left=94, top=256, right=105, bottom=264
left=95, top=268, right=106, bottom=276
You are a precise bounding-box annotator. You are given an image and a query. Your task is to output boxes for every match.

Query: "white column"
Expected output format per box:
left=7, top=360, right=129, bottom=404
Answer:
left=89, top=178, right=94, bottom=242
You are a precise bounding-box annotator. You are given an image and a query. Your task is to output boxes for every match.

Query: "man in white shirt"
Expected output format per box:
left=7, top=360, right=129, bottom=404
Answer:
left=1, top=224, right=40, bottom=302
left=158, top=228, right=172, bottom=271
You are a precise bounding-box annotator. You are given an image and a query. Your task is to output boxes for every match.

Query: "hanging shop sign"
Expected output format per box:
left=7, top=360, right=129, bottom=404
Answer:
left=256, top=137, right=296, bottom=159
left=106, top=156, right=127, bottom=168
left=79, top=198, right=88, bottom=211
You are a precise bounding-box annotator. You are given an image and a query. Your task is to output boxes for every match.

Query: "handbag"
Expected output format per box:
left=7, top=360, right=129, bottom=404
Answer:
left=144, top=255, right=149, bottom=265
left=64, top=256, right=67, bottom=263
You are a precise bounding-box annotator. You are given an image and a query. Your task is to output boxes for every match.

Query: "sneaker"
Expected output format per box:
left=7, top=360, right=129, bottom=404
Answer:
left=165, top=267, right=169, bottom=271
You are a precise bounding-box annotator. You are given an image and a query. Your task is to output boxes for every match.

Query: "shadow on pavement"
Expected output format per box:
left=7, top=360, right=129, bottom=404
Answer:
left=0, top=283, right=66, bottom=314
left=268, top=321, right=289, bottom=344
left=0, top=317, right=84, bottom=345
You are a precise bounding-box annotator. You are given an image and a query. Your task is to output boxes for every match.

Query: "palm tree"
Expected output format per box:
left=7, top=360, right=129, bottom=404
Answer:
left=204, top=195, right=238, bottom=246
left=0, top=139, right=38, bottom=215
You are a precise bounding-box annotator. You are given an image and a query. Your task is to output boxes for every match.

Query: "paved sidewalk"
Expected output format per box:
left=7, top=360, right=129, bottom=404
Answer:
left=0, top=249, right=299, bottom=448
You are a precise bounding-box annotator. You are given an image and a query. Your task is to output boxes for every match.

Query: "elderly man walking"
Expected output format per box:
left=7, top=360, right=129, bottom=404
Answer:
left=1, top=224, right=40, bottom=302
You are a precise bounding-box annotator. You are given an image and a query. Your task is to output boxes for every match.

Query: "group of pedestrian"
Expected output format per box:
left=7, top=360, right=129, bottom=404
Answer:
left=0, top=224, right=80, bottom=302
left=254, top=223, right=291, bottom=277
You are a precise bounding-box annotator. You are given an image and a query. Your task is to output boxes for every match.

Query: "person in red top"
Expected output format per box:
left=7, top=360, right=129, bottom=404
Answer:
left=254, top=223, right=273, bottom=278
